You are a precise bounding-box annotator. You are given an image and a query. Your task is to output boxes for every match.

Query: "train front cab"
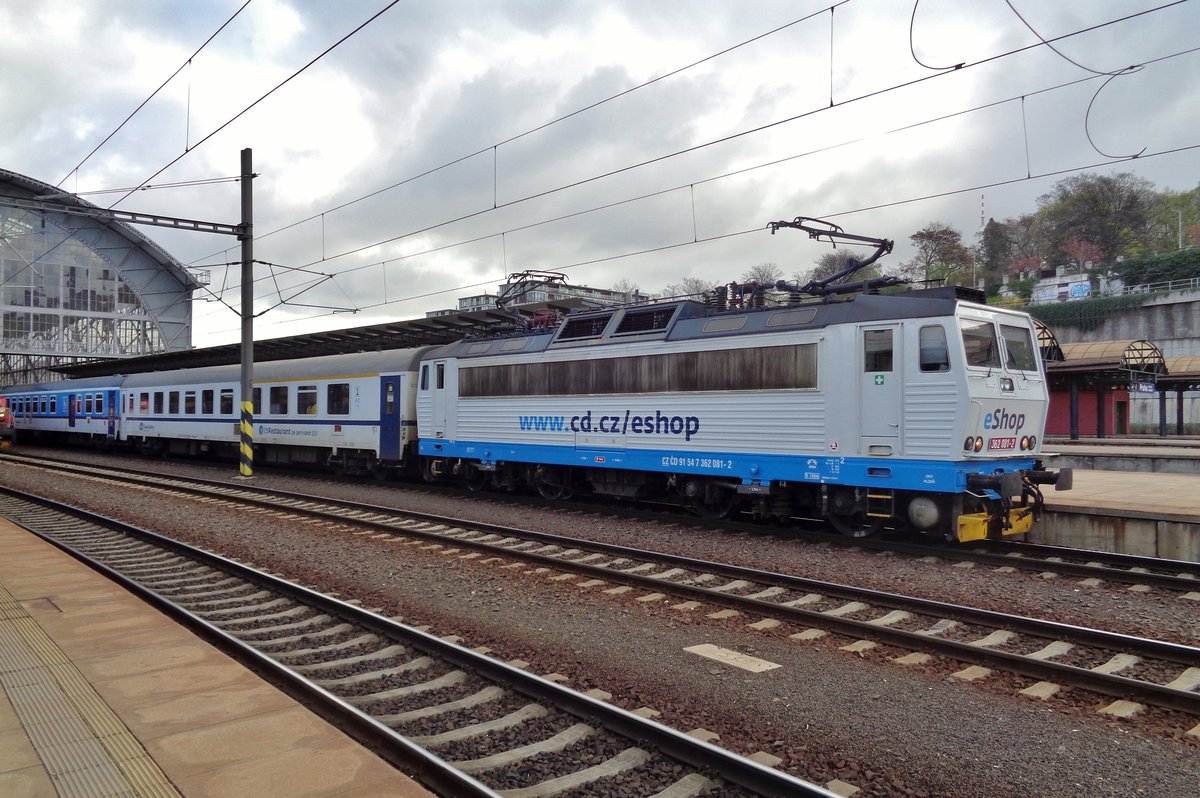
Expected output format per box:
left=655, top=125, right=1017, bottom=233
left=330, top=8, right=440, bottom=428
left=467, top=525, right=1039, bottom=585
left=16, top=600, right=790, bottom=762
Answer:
left=951, top=306, right=1070, bottom=541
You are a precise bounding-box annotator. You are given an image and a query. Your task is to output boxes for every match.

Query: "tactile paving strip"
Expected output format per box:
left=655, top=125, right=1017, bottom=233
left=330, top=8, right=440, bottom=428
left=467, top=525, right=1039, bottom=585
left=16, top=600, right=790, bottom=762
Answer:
left=0, top=583, right=181, bottom=798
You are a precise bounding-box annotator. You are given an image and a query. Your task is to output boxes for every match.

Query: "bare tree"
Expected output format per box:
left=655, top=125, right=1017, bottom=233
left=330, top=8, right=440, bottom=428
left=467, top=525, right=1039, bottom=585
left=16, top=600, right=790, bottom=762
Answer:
left=740, top=262, right=782, bottom=285
left=610, top=277, right=641, bottom=303
left=658, top=277, right=715, bottom=299
left=893, top=223, right=972, bottom=286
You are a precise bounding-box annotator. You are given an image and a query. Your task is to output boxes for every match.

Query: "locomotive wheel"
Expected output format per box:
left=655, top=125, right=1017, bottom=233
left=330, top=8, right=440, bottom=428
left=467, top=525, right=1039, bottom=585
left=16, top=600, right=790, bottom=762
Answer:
left=690, top=485, right=738, bottom=519
left=463, top=465, right=491, bottom=492
left=533, top=466, right=573, bottom=500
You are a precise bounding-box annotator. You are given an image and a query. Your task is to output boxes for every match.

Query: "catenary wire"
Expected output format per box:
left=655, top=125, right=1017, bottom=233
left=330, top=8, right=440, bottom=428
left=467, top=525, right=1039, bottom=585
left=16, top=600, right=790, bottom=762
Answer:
left=105, top=0, right=403, bottom=210
left=196, top=3, right=850, bottom=251
left=56, top=1, right=253, bottom=189
left=200, top=1, right=1190, bottom=286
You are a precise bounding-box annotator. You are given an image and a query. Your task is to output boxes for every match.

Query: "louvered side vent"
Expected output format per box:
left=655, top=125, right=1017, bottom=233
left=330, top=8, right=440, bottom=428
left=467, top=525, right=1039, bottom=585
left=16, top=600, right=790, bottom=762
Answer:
left=555, top=315, right=612, bottom=340
left=614, top=307, right=676, bottom=335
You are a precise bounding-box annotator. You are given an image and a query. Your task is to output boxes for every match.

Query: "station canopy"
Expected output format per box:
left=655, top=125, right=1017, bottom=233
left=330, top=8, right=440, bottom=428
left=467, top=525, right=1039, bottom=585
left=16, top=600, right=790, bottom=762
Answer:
left=1048, top=339, right=1166, bottom=381
left=54, top=296, right=601, bottom=378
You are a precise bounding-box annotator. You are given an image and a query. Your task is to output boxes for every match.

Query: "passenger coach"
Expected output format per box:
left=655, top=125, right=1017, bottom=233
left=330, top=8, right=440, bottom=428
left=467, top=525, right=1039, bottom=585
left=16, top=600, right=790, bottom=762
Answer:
left=119, top=349, right=432, bottom=475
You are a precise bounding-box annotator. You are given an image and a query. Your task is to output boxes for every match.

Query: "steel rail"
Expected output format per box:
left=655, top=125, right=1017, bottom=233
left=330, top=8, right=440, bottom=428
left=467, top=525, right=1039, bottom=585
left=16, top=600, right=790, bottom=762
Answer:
left=10, top=459, right=1199, bottom=716
left=6, top=451, right=1199, bottom=592
left=0, top=485, right=837, bottom=798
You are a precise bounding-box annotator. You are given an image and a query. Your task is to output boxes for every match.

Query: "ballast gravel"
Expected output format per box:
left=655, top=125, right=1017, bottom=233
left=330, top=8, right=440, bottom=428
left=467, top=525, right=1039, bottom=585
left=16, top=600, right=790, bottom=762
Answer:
left=2, top=449, right=1197, bottom=798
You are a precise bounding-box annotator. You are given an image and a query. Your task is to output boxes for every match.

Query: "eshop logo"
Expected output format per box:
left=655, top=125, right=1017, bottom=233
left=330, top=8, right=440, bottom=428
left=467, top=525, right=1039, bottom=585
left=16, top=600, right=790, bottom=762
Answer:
left=983, top=407, right=1026, bottom=433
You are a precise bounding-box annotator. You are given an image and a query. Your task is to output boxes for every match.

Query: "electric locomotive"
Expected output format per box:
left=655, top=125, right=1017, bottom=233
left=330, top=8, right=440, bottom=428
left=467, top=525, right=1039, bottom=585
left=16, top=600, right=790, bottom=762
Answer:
left=416, top=218, right=1070, bottom=541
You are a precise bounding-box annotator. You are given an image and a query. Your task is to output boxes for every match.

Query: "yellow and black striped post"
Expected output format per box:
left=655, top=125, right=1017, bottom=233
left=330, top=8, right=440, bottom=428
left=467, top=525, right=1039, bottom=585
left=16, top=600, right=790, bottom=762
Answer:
left=239, top=401, right=254, bottom=477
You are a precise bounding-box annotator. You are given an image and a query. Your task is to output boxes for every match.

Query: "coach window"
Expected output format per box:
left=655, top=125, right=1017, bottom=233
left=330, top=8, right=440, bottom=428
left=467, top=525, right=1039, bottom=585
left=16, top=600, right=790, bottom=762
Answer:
left=269, top=386, right=288, bottom=415
left=419, top=365, right=429, bottom=390
left=168, top=391, right=180, bottom=414
left=297, top=385, right=318, bottom=415
left=385, top=383, right=395, bottom=414
left=863, top=329, right=893, bottom=372
left=202, top=390, right=214, bottom=415
left=140, top=393, right=150, bottom=413
left=1000, top=324, right=1037, bottom=371
left=49, top=396, right=57, bottom=414
left=154, top=392, right=164, bottom=414
left=184, top=391, right=196, bottom=414
left=75, top=395, right=83, bottom=414
left=919, top=326, right=950, bottom=372
left=328, top=383, right=350, bottom=415
left=96, top=394, right=105, bottom=414
left=252, top=388, right=262, bottom=415
left=220, top=388, right=233, bottom=415
left=84, top=394, right=94, bottom=414
left=960, top=319, right=1001, bottom=368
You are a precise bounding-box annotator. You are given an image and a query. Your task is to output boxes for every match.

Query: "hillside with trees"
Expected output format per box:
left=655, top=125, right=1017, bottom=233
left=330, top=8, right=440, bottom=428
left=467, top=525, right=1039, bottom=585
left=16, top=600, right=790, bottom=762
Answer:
left=894, top=173, right=1199, bottom=303
left=637, top=172, right=1197, bottom=305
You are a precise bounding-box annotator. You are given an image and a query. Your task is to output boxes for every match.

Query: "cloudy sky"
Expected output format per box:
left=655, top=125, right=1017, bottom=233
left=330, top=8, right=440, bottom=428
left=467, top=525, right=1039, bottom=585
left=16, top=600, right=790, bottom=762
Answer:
left=2, top=0, right=1197, bottom=346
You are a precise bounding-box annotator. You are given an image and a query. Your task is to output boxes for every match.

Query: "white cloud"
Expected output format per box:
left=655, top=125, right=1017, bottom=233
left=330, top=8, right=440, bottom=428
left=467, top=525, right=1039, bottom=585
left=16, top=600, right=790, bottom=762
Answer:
left=1, top=0, right=1197, bottom=346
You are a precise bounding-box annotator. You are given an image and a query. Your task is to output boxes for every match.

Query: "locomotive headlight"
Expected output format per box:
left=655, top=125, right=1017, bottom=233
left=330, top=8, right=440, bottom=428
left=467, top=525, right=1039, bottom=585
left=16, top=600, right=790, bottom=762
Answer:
left=907, top=497, right=940, bottom=530
left=973, top=436, right=984, bottom=452
left=963, top=436, right=974, bottom=451
left=1020, top=436, right=1030, bottom=451
left=1029, top=435, right=1037, bottom=450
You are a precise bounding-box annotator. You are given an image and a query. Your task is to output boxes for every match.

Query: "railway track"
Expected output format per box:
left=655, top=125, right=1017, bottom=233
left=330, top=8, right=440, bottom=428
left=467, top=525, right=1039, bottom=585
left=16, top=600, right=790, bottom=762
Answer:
left=0, top=486, right=833, bottom=798
left=4, top=452, right=1200, bottom=720
left=7, top=450, right=1200, bottom=591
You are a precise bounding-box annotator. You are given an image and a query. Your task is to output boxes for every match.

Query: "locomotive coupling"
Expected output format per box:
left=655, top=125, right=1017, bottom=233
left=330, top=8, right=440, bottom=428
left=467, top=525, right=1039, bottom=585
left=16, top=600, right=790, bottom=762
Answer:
left=1027, top=466, right=1073, bottom=491
left=966, top=471, right=1025, bottom=498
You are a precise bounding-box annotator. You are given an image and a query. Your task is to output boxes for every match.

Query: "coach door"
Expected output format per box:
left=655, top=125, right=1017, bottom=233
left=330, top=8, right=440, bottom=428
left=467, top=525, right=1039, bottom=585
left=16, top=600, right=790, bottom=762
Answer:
left=379, top=376, right=402, bottom=460
left=859, top=325, right=900, bottom=454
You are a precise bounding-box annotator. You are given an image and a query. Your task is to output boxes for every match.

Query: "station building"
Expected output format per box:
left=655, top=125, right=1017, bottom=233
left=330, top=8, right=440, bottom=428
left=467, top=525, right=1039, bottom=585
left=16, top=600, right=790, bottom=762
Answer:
left=0, top=168, right=202, bottom=386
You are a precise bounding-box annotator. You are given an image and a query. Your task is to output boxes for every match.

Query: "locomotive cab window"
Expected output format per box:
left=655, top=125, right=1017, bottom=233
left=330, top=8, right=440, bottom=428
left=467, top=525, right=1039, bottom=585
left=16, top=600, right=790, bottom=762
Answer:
left=960, top=319, right=1001, bottom=368
left=1000, top=324, right=1037, bottom=371
left=419, top=365, right=429, bottom=391
left=863, top=329, right=893, bottom=372
left=919, top=326, right=950, bottom=372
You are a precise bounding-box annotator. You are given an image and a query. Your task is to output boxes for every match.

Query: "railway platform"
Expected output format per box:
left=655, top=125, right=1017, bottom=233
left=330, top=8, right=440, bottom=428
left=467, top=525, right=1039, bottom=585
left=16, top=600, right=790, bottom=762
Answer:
left=0, top=517, right=434, bottom=798
left=1045, top=436, right=1200, bottom=474
left=1035, top=466, right=1200, bottom=560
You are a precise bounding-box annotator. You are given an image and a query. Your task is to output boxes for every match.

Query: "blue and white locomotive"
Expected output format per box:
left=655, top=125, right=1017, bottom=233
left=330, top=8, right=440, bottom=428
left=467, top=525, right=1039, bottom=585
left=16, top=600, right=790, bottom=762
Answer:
left=0, top=218, right=1069, bottom=541
left=415, top=218, right=1068, bottom=541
